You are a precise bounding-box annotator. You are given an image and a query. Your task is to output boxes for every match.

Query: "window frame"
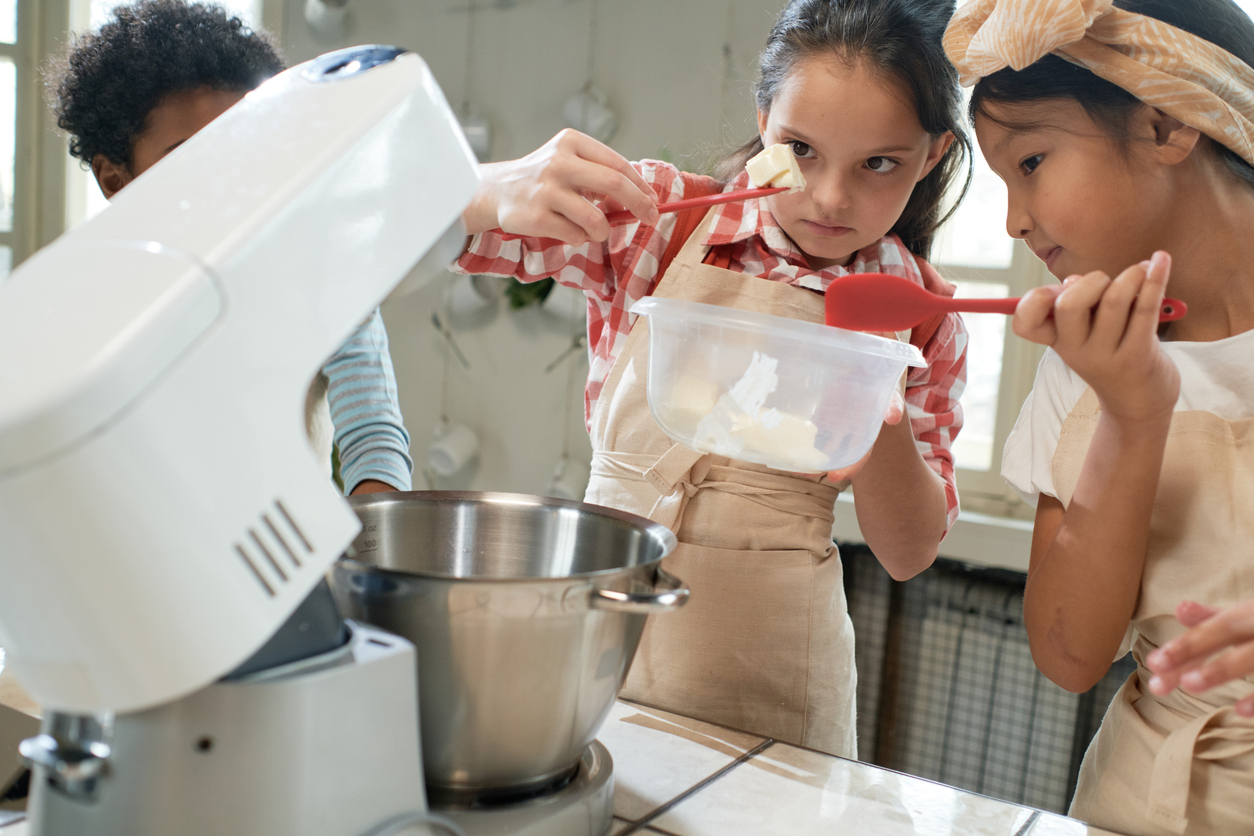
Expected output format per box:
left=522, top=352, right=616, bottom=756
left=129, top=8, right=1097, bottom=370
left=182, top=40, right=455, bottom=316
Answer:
left=939, top=240, right=1049, bottom=519
left=4, top=0, right=66, bottom=270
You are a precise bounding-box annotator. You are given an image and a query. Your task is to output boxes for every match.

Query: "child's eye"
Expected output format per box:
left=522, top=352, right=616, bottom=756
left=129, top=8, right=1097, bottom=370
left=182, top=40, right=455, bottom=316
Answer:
left=865, top=156, right=900, bottom=173
left=787, top=140, right=816, bottom=159
left=1020, top=154, right=1043, bottom=175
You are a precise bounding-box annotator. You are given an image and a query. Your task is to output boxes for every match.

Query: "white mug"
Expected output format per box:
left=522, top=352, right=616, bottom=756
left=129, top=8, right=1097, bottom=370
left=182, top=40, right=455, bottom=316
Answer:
left=459, top=111, right=492, bottom=161
left=546, top=456, right=591, bottom=501
left=562, top=88, right=618, bottom=145
left=444, top=274, right=499, bottom=322
left=427, top=423, right=479, bottom=477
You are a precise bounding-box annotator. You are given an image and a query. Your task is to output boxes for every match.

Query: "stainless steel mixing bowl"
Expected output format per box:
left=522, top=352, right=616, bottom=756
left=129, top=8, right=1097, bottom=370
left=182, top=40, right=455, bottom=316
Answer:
left=327, top=490, right=685, bottom=803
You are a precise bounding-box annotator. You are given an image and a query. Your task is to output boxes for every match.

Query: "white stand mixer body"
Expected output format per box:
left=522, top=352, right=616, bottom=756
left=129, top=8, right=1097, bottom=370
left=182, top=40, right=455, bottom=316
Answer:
left=0, top=47, right=478, bottom=716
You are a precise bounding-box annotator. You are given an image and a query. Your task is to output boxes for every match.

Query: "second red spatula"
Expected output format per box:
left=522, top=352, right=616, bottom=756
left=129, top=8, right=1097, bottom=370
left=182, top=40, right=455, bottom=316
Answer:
left=824, top=272, right=1187, bottom=331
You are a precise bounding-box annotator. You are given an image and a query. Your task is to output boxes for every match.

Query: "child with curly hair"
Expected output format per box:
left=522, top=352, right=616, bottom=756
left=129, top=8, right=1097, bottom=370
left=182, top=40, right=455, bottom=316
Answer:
left=47, top=0, right=413, bottom=496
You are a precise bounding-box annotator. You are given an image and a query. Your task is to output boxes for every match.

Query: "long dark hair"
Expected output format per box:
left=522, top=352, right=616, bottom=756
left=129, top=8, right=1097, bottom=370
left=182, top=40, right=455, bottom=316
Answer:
left=716, top=0, right=971, bottom=258
left=971, top=0, right=1254, bottom=188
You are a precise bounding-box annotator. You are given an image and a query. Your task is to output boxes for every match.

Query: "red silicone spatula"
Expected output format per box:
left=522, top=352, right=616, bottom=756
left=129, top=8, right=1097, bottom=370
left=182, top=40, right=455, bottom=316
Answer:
left=824, top=272, right=1187, bottom=331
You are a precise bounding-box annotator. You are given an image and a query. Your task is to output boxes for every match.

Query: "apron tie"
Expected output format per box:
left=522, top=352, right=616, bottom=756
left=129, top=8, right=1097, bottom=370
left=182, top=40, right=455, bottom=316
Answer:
left=592, top=446, right=842, bottom=533
left=1146, top=701, right=1254, bottom=833
left=1148, top=708, right=1214, bottom=833
left=643, top=443, right=711, bottom=496
left=1136, top=641, right=1254, bottom=834
left=643, top=443, right=712, bottom=529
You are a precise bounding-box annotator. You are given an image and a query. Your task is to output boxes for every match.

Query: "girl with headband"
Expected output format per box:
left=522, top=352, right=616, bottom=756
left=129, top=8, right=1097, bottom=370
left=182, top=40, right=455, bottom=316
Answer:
left=457, top=0, right=970, bottom=757
left=945, top=0, right=1254, bottom=832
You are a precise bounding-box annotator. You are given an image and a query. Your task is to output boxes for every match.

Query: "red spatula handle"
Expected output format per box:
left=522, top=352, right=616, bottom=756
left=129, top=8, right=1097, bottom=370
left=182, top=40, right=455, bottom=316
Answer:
left=957, top=295, right=1187, bottom=322
left=951, top=297, right=1019, bottom=315
left=602, top=186, right=789, bottom=225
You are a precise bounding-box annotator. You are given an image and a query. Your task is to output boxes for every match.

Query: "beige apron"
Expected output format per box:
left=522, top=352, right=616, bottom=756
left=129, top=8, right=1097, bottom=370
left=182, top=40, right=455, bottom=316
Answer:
left=584, top=213, right=857, bottom=757
left=1053, top=388, right=1254, bottom=836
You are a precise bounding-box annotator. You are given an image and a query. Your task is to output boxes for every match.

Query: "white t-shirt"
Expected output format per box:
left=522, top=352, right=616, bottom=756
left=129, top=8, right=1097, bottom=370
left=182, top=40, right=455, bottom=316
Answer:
left=1002, top=329, right=1254, bottom=506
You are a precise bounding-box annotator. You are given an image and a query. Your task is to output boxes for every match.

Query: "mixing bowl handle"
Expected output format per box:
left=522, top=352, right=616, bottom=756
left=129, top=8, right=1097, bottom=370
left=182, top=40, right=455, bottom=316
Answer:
left=588, top=567, right=690, bottom=613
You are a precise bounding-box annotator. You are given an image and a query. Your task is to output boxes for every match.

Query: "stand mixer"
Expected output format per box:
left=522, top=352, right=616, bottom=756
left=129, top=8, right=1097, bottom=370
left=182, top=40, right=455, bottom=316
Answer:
left=0, top=44, right=615, bottom=836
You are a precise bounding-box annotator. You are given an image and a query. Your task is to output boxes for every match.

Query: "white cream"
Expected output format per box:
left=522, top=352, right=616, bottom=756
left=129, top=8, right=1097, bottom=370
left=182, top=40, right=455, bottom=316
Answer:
left=661, top=376, right=722, bottom=428
left=684, top=351, right=830, bottom=472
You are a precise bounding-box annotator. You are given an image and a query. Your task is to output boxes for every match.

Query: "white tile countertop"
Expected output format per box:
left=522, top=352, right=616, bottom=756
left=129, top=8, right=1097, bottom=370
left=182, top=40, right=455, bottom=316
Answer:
left=598, top=700, right=1125, bottom=836
left=0, top=696, right=1126, bottom=836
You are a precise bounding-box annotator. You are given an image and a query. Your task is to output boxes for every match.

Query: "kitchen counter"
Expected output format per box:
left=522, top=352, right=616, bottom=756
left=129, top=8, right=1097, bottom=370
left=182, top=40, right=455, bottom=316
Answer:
left=0, top=696, right=1125, bottom=836
left=597, top=700, right=1123, bottom=836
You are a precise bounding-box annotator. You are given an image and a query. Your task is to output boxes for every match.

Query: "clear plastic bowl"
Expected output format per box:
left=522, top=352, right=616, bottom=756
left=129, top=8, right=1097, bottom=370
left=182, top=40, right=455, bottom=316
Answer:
left=630, top=297, right=926, bottom=473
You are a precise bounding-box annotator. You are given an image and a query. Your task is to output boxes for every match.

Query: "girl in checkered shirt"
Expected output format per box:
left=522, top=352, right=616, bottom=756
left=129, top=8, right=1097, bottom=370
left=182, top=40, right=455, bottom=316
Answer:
left=456, top=0, right=970, bottom=757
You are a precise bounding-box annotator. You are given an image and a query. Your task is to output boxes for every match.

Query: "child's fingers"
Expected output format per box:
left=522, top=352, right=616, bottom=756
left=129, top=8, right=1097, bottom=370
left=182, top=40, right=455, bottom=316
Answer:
left=1012, top=285, right=1063, bottom=345
left=1120, top=251, right=1171, bottom=351
left=1147, top=599, right=1254, bottom=674
left=1087, top=261, right=1147, bottom=353
left=1180, top=641, right=1254, bottom=694
left=1237, top=693, right=1254, bottom=717
left=500, top=200, right=592, bottom=247
left=1148, top=670, right=1182, bottom=696
left=883, top=389, right=905, bottom=426
left=1176, top=599, right=1220, bottom=628
left=564, top=131, right=659, bottom=223
left=1052, top=271, right=1112, bottom=347
left=547, top=187, right=617, bottom=243
left=502, top=193, right=597, bottom=247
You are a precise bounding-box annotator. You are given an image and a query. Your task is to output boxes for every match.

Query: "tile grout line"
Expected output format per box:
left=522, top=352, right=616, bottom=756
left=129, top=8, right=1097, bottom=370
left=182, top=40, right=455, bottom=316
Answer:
left=617, top=739, right=776, bottom=835
left=1012, top=810, right=1042, bottom=836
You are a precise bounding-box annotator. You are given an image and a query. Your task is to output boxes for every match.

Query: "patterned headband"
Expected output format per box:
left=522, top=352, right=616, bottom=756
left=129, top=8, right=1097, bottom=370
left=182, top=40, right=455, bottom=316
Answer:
left=943, top=0, right=1254, bottom=167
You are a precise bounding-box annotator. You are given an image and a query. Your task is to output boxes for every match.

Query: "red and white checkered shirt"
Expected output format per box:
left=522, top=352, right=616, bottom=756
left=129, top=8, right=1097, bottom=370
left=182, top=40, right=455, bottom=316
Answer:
left=455, top=161, right=968, bottom=526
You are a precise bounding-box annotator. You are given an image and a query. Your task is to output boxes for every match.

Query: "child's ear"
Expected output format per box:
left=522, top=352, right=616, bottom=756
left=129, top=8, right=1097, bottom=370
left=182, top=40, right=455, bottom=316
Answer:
left=1145, top=108, right=1201, bottom=165
left=756, top=108, right=768, bottom=141
left=91, top=154, right=133, bottom=200
left=917, top=131, right=956, bottom=181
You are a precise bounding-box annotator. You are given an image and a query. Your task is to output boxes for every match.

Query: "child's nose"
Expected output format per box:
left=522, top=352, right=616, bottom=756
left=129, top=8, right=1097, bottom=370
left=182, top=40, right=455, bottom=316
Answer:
left=1005, top=193, right=1033, bottom=240
left=809, top=168, right=853, bottom=212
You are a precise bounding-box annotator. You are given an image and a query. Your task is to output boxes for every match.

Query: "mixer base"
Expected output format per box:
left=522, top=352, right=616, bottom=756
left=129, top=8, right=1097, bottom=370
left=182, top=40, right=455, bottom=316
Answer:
left=434, top=741, right=613, bottom=836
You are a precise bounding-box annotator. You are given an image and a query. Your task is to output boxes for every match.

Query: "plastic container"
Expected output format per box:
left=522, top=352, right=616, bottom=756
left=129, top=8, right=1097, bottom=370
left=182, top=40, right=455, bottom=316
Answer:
left=630, top=297, right=926, bottom=473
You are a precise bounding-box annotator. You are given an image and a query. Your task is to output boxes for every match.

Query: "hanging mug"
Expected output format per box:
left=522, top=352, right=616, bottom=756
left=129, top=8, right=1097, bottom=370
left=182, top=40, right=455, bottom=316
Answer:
left=428, top=422, right=479, bottom=477
left=546, top=455, right=591, bottom=501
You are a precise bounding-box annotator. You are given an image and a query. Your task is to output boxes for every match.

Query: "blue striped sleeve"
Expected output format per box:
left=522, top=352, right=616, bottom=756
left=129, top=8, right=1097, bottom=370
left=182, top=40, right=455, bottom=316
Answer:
left=323, top=309, right=413, bottom=493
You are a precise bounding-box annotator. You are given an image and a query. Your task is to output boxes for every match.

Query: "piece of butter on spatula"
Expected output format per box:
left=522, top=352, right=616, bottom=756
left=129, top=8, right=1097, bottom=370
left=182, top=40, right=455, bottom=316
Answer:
left=745, top=143, right=806, bottom=192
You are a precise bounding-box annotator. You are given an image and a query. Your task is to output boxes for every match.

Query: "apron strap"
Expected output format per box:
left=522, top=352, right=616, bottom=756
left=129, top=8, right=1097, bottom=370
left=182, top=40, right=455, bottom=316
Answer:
left=1148, top=709, right=1215, bottom=834
left=652, top=173, right=723, bottom=289
left=644, top=444, right=712, bottom=530
left=644, top=442, right=711, bottom=496
left=1143, top=675, right=1254, bottom=834
left=592, top=446, right=841, bottom=532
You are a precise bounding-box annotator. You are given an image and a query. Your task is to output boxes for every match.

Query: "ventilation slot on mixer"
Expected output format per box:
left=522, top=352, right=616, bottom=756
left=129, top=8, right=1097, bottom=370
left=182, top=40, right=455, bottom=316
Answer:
left=235, top=544, right=276, bottom=597
left=273, top=499, right=313, bottom=556
left=234, top=499, right=315, bottom=598
left=249, top=529, right=288, bottom=581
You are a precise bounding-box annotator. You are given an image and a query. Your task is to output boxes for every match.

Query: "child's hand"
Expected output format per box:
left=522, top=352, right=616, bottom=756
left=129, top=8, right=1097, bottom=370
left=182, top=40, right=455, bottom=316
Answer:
left=1146, top=599, right=1254, bottom=717
left=463, top=129, right=659, bottom=245
left=1013, top=251, right=1180, bottom=425
left=825, top=388, right=904, bottom=481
